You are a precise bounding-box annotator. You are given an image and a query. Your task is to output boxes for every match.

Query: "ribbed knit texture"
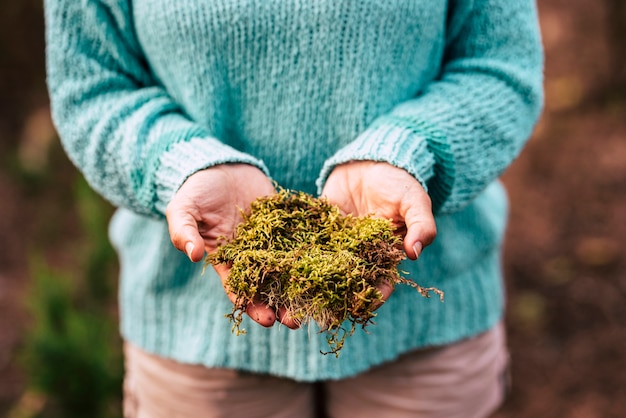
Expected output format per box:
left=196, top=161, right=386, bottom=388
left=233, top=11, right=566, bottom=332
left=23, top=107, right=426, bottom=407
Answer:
left=45, top=0, right=543, bottom=381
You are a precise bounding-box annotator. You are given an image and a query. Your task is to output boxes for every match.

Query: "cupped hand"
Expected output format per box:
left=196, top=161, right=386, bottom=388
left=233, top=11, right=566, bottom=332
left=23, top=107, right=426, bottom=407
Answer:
left=165, top=163, right=299, bottom=329
left=321, top=161, right=437, bottom=302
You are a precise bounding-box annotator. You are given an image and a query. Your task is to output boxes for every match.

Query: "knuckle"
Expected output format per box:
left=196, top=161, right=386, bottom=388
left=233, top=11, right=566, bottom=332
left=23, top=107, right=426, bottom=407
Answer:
left=425, top=225, right=437, bottom=245
left=169, top=232, right=183, bottom=248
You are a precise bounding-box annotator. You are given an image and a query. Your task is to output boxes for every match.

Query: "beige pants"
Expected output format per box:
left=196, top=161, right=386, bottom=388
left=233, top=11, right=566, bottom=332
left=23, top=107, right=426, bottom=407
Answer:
left=123, top=323, right=508, bottom=418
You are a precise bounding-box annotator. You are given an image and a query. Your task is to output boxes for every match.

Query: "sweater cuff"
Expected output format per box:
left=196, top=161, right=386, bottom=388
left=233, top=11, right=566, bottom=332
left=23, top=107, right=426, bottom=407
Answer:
left=316, top=117, right=436, bottom=195
left=154, top=137, right=270, bottom=214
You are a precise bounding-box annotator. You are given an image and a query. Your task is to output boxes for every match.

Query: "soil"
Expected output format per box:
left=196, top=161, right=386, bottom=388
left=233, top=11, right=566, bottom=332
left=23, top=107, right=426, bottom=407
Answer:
left=1, top=0, right=625, bottom=416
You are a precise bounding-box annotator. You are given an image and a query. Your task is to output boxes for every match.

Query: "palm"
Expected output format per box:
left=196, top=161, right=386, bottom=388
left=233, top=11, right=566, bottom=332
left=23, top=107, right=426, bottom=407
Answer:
left=322, top=161, right=436, bottom=260
left=166, top=164, right=283, bottom=327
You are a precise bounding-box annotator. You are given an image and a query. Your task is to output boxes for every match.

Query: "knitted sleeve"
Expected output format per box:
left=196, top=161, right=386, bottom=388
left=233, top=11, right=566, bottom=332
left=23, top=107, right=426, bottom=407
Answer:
left=317, top=0, right=544, bottom=214
left=45, top=0, right=268, bottom=216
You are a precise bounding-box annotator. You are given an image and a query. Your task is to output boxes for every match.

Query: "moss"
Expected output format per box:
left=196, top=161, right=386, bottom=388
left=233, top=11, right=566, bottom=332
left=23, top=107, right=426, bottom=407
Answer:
left=206, top=188, right=442, bottom=356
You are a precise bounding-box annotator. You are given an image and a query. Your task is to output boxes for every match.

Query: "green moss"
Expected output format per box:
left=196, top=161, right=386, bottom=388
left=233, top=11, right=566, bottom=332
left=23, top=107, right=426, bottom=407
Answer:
left=206, top=188, right=442, bottom=355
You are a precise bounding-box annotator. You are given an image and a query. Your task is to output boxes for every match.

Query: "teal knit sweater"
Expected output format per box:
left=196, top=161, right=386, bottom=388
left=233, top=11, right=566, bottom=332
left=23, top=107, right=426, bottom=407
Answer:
left=45, top=0, right=543, bottom=381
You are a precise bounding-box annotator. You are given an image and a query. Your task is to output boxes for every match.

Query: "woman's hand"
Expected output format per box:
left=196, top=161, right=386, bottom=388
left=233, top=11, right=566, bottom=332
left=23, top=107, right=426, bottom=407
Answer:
left=165, top=163, right=298, bottom=329
left=321, top=161, right=437, bottom=302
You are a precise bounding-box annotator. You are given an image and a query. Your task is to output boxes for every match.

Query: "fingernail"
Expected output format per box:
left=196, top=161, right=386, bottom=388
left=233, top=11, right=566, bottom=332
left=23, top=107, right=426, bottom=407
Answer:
left=185, top=242, right=194, bottom=259
left=412, top=241, right=423, bottom=259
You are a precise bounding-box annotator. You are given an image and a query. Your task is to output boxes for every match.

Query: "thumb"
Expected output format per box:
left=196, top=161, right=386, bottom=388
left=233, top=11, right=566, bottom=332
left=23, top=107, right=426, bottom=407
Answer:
left=401, top=194, right=437, bottom=261
left=166, top=204, right=206, bottom=262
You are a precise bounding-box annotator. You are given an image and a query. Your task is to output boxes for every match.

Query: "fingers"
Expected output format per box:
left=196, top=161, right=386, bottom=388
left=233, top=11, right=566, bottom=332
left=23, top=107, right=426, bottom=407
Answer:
left=245, top=302, right=277, bottom=327
left=369, top=279, right=395, bottom=312
left=245, top=303, right=302, bottom=329
left=243, top=304, right=299, bottom=329
left=401, top=184, right=437, bottom=260
left=213, top=264, right=281, bottom=328
left=166, top=203, right=206, bottom=262
left=402, top=206, right=437, bottom=260
left=378, top=279, right=394, bottom=301
left=276, top=307, right=301, bottom=329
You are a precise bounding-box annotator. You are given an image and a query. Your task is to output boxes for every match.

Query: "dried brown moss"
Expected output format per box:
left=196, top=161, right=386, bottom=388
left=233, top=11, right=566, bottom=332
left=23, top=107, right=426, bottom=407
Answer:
left=206, top=188, right=442, bottom=355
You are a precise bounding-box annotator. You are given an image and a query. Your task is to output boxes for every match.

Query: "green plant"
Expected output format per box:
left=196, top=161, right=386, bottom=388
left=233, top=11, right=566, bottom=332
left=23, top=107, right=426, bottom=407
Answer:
left=21, top=260, right=122, bottom=418
left=207, top=189, right=442, bottom=355
left=20, top=177, right=122, bottom=418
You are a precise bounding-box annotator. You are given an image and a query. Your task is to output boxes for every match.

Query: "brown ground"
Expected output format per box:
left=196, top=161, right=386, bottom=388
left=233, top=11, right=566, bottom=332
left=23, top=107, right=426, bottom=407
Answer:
left=1, top=0, right=625, bottom=417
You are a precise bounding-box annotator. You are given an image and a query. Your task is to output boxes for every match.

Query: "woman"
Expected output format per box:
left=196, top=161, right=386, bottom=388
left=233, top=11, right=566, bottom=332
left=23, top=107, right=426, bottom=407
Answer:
left=45, top=0, right=543, bottom=416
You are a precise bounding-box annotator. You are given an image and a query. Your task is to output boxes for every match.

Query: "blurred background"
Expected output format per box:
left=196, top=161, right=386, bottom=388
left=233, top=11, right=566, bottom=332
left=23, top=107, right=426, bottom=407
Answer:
left=0, top=1, right=624, bottom=417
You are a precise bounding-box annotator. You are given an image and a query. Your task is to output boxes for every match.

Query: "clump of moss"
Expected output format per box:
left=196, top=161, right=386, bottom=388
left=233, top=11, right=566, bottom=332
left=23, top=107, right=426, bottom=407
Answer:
left=206, top=188, right=442, bottom=355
